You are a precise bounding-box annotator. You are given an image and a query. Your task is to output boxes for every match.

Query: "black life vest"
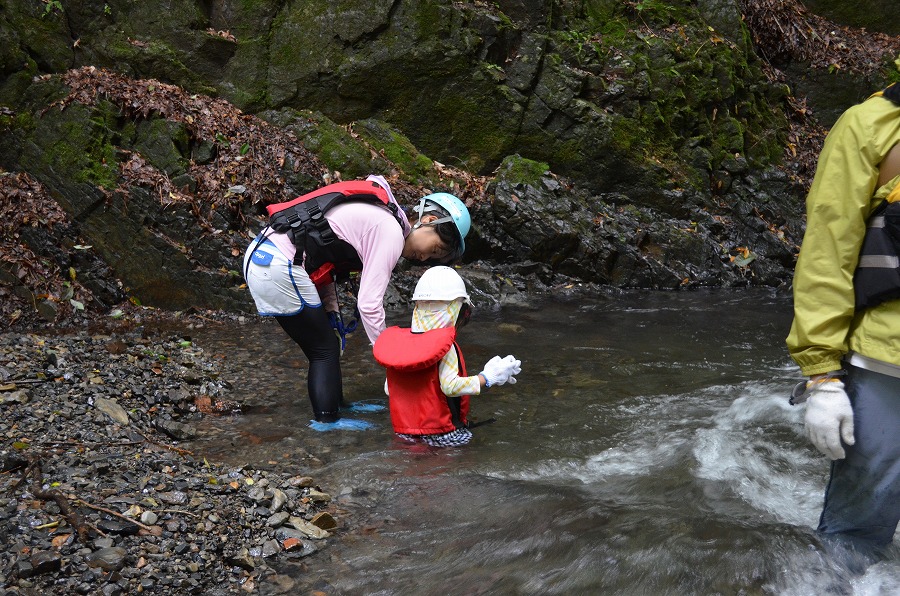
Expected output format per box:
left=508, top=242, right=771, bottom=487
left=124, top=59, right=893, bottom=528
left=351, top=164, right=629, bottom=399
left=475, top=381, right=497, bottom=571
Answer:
left=266, top=180, right=404, bottom=287
left=885, top=82, right=900, bottom=105
left=853, top=85, right=900, bottom=310
left=854, top=187, right=900, bottom=310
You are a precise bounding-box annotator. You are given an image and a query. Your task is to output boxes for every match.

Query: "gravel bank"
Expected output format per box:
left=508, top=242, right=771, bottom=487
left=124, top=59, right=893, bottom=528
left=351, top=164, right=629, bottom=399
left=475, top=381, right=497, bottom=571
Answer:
left=1, top=325, right=340, bottom=595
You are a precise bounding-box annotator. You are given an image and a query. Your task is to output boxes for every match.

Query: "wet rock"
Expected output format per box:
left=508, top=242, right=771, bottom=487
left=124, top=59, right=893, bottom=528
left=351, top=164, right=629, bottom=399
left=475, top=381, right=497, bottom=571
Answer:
left=274, top=526, right=310, bottom=543
left=311, top=511, right=337, bottom=530
left=36, top=300, right=57, bottom=322
left=285, top=516, right=330, bottom=539
left=224, top=547, right=255, bottom=571
left=305, top=488, right=331, bottom=503
left=154, top=418, right=197, bottom=440
left=16, top=557, right=34, bottom=578
left=0, top=449, right=29, bottom=473
left=267, top=574, right=297, bottom=594
left=158, top=490, right=188, bottom=505
left=280, top=537, right=318, bottom=558
left=288, top=476, right=316, bottom=488
left=97, top=518, right=140, bottom=535
left=270, top=487, right=287, bottom=512
left=29, top=550, right=62, bottom=575
left=267, top=511, right=290, bottom=527
left=1, top=388, right=30, bottom=404
left=261, top=539, right=280, bottom=558
left=86, top=547, right=127, bottom=571
left=93, top=397, right=129, bottom=425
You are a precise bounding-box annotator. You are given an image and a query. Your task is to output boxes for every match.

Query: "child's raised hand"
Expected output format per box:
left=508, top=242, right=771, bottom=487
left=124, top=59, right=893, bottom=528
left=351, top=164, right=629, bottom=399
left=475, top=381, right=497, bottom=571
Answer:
left=503, top=355, right=522, bottom=384
left=481, top=355, right=521, bottom=387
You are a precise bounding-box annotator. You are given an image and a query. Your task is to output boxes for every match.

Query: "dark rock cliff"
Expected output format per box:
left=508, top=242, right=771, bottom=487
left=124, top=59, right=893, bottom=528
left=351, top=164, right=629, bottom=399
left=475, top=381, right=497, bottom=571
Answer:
left=0, top=0, right=897, bottom=326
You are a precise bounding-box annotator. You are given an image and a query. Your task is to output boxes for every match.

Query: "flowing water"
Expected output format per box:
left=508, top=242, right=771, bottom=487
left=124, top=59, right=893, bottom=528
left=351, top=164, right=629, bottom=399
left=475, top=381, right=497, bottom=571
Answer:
left=186, top=289, right=899, bottom=595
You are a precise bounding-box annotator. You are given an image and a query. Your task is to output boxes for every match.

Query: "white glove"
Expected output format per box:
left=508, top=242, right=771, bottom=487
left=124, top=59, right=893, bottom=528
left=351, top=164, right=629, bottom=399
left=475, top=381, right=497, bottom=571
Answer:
left=804, top=381, right=855, bottom=460
left=504, top=355, right=522, bottom=385
left=481, top=355, right=522, bottom=387
left=384, top=378, right=390, bottom=396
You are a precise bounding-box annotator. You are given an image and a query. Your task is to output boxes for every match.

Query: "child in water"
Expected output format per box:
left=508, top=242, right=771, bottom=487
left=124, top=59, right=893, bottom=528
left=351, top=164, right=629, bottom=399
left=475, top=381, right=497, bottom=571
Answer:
left=373, top=266, right=521, bottom=446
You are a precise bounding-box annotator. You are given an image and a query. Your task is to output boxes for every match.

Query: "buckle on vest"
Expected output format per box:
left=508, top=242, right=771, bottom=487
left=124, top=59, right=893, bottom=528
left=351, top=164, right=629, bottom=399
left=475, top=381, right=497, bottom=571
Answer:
left=306, top=203, right=336, bottom=245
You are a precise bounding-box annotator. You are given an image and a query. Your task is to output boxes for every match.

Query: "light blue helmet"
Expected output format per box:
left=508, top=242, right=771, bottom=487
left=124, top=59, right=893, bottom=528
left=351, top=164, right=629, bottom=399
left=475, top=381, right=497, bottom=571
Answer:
left=414, top=192, right=471, bottom=258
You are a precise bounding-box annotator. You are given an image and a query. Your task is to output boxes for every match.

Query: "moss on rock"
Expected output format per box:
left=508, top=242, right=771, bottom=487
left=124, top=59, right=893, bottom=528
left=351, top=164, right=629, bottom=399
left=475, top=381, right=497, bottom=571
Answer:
left=353, top=119, right=435, bottom=184
left=495, top=154, right=551, bottom=187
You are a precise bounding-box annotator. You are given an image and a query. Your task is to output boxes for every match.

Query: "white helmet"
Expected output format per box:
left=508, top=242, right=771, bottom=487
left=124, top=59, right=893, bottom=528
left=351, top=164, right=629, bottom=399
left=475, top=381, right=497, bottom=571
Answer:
left=412, top=266, right=470, bottom=302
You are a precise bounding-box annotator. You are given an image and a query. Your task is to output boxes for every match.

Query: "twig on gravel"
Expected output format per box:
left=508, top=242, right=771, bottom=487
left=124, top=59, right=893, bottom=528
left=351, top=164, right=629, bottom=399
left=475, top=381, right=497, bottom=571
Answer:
left=34, top=440, right=144, bottom=449
left=135, top=429, right=195, bottom=456
left=72, top=498, right=153, bottom=532
left=157, top=508, right=201, bottom=518
left=12, top=455, right=93, bottom=542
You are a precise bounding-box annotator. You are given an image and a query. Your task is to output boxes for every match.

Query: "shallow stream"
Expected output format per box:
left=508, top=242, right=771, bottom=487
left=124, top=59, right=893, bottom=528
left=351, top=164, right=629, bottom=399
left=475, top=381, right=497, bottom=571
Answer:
left=187, top=289, right=899, bottom=595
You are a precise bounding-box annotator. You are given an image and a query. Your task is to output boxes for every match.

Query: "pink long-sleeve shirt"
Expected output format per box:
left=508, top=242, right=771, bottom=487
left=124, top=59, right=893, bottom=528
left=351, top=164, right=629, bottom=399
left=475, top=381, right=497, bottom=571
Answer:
left=267, top=201, right=406, bottom=345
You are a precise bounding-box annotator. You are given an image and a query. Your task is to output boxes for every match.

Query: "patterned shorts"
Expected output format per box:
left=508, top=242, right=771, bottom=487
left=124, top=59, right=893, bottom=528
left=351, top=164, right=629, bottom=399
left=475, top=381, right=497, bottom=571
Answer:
left=396, top=427, right=473, bottom=447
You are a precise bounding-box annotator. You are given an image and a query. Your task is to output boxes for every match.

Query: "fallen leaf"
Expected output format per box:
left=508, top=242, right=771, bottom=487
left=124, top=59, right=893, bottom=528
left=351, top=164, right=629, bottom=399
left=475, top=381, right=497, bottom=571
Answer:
left=51, top=534, right=73, bottom=548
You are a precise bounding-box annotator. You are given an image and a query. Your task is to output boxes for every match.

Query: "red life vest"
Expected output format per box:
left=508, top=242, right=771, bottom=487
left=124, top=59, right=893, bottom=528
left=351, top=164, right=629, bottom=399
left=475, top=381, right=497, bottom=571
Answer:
left=266, top=180, right=404, bottom=287
left=372, top=326, right=471, bottom=435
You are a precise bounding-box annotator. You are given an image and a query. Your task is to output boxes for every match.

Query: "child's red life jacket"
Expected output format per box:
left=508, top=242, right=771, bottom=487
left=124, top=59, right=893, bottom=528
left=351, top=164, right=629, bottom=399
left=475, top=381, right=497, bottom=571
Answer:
left=266, top=180, right=404, bottom=287
left=373, top=326, right=471, bottom=435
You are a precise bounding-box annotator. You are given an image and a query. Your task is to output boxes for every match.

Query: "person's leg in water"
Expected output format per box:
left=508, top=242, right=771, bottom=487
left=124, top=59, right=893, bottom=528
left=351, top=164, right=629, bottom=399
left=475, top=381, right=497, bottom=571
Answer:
left=817, top=364, right=900, bottom=564
left=276, top=306, right=342, bottom=422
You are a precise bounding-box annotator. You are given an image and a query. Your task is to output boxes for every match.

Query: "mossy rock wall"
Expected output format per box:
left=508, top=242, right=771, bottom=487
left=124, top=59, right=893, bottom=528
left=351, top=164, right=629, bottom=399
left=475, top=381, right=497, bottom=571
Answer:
left=3, top=79, right=252, bottom=312
left=0, top=0, right=803, bottom=204
left=1, top=0, right=896, bottom=312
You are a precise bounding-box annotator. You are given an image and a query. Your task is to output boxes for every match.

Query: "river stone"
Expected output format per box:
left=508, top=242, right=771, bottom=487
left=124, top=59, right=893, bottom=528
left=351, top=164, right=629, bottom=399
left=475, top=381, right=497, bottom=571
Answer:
left=0, top=450, right=28, bottom=473
left=1, top=389, right=30, bottom=404
left=267, top=511, right=290, bottom=527
left=285, top=516, right=329, bottom=539
left=36, top=300, right=57, bottom=322
left=287, top=476, right=315, bottom=487
left=97, top=518, right=139, bottom=535
left=154, top=418, right=197, bottom=440
left=270, top=488, right=287, bottom=512
left=282, top=537, right=317, bottom=558
left=93, top=397, right=129, bottom=425
left=223, top=548, right=255, bottom=571
left=86, top=547, right=127, bottom=571
left=158, top=491, right=188, bottom=505
left=29, top=551, right=61, bottom=575
left=267, top=574, right=297, bottom=594
left=261, top=539, right=280, bottom=558
left=305, top=488, right=331, bottom=503
left=310, top=512, right=337, bottom=530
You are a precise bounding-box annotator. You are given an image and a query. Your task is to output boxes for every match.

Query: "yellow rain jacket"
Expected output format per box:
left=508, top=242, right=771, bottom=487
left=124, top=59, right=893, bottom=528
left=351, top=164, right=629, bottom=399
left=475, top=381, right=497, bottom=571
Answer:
left=787, top=92, right=900, bottom=375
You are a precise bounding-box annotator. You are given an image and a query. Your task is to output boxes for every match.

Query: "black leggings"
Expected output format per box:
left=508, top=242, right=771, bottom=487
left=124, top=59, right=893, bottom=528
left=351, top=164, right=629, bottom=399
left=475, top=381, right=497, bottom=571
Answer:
left=276, top=307, right=342, bottom=422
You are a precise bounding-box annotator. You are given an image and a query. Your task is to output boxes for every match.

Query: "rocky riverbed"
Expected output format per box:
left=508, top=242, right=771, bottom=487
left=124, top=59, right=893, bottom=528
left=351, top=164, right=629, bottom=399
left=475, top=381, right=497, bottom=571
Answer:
left=1, top=317, right=341, bottom=595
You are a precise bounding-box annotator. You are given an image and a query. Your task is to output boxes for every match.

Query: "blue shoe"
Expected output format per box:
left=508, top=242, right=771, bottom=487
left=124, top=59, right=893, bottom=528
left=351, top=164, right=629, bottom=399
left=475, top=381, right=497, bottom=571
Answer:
left=344, top=400, right=387, bottom=413
left=309, top=418, right=375, bottom=432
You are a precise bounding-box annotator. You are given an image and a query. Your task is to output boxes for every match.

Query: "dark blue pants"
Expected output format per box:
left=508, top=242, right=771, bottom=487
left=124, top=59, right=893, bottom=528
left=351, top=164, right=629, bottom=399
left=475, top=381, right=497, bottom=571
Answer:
left=276, top=307, right=342, bottom=422
left=818, top=364, right=900, bottom=549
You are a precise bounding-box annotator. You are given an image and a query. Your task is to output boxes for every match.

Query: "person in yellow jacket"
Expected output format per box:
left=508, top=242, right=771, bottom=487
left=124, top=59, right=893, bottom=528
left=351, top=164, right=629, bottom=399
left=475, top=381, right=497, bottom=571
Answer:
left=786, top=83, right=900, bottom=555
